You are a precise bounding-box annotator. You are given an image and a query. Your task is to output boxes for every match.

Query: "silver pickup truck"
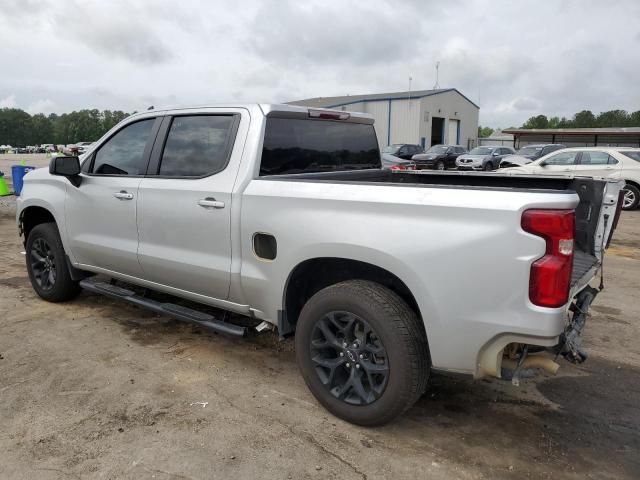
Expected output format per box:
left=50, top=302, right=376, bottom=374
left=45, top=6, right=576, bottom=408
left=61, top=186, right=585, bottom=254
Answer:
left=16, top=104, right=624, bottom=426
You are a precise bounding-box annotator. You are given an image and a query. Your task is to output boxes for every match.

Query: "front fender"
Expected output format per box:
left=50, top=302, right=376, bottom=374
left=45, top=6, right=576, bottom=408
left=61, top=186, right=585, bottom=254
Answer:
left=17, top=171, right=71, bottom=257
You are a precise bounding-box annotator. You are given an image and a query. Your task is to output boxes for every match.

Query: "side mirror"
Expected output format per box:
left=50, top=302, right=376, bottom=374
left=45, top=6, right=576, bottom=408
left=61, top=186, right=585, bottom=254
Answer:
left=49, top=156, right=82, bottom=187
left=539, top=160, right=548, bottom=167
left=492, top=151, right=499, bottom=156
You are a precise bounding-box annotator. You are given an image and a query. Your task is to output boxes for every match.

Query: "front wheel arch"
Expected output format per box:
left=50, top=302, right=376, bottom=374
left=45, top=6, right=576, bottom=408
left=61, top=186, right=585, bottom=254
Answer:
left=20, top=206, right=56, bottom=244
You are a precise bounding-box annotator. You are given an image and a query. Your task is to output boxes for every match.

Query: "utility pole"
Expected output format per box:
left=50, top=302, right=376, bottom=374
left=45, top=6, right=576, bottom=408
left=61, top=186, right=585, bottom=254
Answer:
left=408, top=76, right=412, bottom=105
left=433, top=61, right=440, bottom=89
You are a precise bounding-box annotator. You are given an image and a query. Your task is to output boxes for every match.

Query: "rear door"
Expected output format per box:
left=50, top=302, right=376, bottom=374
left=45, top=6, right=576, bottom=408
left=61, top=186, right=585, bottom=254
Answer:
left=574, top=150, right=621, bottom=177
left=66, top=117, right=160, bottom=276
left=136, top=111, right=243, bottom=299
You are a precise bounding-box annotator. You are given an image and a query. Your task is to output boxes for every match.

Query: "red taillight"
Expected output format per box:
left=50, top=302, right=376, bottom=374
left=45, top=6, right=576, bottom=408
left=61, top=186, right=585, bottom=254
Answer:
left=521, top=209, right=575, bottom=308
left=390, top=164, right=415, bottom=171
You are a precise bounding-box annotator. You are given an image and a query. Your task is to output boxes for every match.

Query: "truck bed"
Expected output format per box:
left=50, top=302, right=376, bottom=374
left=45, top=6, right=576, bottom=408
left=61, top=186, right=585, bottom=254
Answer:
left=263, top=169, right=608, bottom=289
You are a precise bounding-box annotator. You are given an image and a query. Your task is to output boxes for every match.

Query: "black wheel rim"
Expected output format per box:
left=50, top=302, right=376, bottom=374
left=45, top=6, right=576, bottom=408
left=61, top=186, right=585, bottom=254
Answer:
left=30, top=237, right=57, bottom=291
left=310, top=311, right=389, bottom=406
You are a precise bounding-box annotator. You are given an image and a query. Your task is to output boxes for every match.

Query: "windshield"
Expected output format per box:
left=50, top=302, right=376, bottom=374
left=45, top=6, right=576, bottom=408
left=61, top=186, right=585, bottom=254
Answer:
left=620, top=151, right=640, bottom=162
left=382, top=145, right=402, bottom=154
left=517, top=146, right=543, bottom=156
left=427, top=145, right=448, bottom=154
left=469, top=147, right=493, bottom=155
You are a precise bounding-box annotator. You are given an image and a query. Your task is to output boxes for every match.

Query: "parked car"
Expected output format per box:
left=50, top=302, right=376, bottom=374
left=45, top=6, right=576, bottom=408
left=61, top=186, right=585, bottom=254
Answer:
left=381, top=153, right=416, bottom=171
left=382, top=144, right=424, bottom=160
left=456, top=146, right=516, bottom=171
left=501, top=147, right=640, bottom=209
left=17, top=104, right=624, bottom=426
left=63, top=144, right=80, bottom=156
left=500, top=144, right=567, bottom=168
left=75, top=141, right=94, bottom=155
left=411, top=144, right=467, bottom=170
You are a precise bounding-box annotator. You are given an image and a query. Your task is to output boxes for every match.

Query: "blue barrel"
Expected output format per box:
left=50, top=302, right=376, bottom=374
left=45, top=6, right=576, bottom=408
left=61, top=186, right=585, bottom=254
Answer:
left=11, top=165, right=36, bottom=196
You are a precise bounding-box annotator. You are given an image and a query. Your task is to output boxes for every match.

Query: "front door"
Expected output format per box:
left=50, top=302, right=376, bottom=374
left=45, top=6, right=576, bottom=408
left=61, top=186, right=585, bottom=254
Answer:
left=137, top=113, right=240, bottom=299
left=65, top=117, right=159, bottom=277
left=532, top=150, right=579, bottom=175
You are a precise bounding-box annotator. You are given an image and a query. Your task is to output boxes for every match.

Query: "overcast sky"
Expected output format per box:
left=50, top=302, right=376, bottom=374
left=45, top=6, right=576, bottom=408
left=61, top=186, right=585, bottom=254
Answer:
left=1, top=0, right=639, bottom=127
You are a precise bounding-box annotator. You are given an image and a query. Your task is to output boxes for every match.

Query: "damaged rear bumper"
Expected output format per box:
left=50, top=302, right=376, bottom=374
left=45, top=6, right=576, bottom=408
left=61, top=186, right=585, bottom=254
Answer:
left=476, top=284, right=600, bottom=381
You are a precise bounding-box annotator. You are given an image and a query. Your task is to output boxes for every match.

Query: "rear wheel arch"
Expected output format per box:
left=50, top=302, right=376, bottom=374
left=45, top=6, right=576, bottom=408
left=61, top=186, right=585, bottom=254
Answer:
left=282, top=257, right=426, bottom=336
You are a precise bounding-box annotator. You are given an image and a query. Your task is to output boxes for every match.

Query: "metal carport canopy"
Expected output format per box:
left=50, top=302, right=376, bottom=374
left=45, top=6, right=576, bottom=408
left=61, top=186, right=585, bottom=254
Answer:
left=503, top=127, right=640, bottom=148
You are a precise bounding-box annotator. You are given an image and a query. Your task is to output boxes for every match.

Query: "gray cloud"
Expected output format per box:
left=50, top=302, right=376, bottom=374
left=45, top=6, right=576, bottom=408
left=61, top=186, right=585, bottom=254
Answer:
left=0, top=0, right=638, bottom=128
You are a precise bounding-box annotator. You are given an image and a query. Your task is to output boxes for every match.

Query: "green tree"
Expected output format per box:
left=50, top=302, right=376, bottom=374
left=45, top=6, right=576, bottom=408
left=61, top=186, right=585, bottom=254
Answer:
left=596, top=110, right=629, bottom=127
left=30, top=114, right=53, bottom=144
left=477, top=126, right=494, bottom=138
left=572, top=110, right=596, bottom=128
left=522, top=115, right=549, bottom=129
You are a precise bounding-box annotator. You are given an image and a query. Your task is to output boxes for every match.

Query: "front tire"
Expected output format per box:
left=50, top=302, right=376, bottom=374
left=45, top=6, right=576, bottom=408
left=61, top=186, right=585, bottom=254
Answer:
left=26, top=223, right=81, bottom=302
left=434, top=160, right=445, bottom=171
left=622, top=184, right=639, bottom=210
left=295, top=280, right=430, bottom=426
left=484, top=162, right=494, bottom=171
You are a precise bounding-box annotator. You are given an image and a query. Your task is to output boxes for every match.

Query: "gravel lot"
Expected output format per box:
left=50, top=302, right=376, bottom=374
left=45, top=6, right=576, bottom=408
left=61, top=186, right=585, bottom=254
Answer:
left=0, top=194, right=639, bottom=479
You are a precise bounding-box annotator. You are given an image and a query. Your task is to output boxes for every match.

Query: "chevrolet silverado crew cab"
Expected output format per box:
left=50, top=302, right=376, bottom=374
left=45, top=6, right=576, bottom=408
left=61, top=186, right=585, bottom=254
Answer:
left=17, top=104, right=624, bottom=426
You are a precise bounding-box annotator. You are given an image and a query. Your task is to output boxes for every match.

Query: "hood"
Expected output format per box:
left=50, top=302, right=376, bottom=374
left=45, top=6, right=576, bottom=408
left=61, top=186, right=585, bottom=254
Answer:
left=457, top=154, right=487, bottom=161
left=500, top=155, right=533, bottom=167
left=499, top=166, right=533, bottom=175
left=381, top=153, right=413, bottom=166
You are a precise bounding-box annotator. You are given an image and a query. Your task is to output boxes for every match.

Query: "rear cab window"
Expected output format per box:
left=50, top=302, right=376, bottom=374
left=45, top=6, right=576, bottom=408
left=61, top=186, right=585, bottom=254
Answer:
left=260, top=118, right=380, bottom=176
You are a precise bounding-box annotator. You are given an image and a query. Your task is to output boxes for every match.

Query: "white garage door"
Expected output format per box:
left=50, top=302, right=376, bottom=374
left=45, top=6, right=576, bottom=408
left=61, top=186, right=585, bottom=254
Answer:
left=448, top=119, right=459, bottom=145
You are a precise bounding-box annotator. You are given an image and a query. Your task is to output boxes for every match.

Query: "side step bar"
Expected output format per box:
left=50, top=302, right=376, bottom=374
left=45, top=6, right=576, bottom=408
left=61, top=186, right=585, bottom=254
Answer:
left=80, top=280, right=246, bottom=337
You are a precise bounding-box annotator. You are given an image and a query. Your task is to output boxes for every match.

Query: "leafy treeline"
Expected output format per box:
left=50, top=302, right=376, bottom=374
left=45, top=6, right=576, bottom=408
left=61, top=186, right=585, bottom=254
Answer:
left=522, top=109, right=640, bottom=129
left=0, top=108, right=132, bottom=146
left=478, top=126, right=494, bottom=138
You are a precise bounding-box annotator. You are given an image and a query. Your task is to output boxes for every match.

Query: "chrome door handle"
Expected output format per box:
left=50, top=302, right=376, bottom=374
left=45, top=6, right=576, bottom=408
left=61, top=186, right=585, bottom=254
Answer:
left=113, top=191, right=134, bottom=200
left=198, top=197, right=225, bottom=209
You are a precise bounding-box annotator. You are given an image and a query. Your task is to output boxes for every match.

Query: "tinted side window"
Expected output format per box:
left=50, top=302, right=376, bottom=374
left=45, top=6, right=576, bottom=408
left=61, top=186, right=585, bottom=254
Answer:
left=544, top=151, right=579, bottom=165
left=260, top=118, right=380, bottom=176
left=158, top=115, right=236, bottom=177
left=92, top=119, right=155, bottom=175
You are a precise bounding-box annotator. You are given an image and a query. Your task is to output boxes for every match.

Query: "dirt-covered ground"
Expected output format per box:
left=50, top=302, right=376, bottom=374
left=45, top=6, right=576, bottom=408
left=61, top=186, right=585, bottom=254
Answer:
left=1, top=194, right=638, bottom=479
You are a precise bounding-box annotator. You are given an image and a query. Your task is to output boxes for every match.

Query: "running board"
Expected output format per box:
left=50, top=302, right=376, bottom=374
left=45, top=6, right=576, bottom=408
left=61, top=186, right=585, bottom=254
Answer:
left=79, top=280, right=246, bottom=337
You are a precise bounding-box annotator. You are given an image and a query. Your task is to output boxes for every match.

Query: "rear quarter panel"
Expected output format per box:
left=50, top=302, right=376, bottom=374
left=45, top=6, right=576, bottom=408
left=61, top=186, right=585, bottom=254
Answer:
left=239, top=178, right=579, bottom=374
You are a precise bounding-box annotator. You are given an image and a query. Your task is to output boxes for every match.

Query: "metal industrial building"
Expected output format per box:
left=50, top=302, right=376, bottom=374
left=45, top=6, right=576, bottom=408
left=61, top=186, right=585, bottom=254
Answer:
left=503, top=127, right=640, bottom=148
left=290, top=88, right=479, bottom=150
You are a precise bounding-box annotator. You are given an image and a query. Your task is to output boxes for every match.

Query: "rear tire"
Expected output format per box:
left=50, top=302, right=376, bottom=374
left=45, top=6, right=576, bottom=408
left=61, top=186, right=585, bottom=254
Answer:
left=26, top=222, right=81, bottom=302
left=295, top=280, right=430, bottom=426
left=622, top=184, right=639, bottom=210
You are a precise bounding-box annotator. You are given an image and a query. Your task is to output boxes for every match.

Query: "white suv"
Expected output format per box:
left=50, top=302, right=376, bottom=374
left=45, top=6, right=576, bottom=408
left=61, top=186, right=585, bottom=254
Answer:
left=501, top=147, right=640, bottom=209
